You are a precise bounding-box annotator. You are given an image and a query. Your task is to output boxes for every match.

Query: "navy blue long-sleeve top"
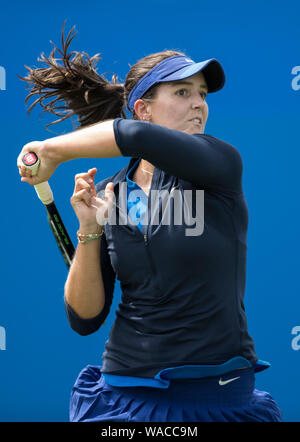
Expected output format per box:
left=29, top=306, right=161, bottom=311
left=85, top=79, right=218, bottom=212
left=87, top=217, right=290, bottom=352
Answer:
left=65, top=118, right=266, bottom=385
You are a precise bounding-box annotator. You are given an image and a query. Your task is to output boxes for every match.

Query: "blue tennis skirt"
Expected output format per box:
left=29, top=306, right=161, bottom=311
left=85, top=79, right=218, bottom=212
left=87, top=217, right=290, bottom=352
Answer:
left=69, top=365, right=282, bottom=422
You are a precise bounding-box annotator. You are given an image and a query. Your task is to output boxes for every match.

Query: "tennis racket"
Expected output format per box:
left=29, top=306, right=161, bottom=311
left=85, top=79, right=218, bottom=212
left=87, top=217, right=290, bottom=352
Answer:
left=22, top=151, right=75, bottom=268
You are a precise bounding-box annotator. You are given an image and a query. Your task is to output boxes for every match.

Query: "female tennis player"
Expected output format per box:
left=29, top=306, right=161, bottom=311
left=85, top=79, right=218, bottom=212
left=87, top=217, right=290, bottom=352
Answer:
left=17, top=25, right=282, bottom=422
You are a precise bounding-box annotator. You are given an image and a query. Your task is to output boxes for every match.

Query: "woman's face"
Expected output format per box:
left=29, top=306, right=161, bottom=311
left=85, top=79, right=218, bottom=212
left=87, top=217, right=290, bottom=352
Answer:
left=137, top=71, right=209, bottom=135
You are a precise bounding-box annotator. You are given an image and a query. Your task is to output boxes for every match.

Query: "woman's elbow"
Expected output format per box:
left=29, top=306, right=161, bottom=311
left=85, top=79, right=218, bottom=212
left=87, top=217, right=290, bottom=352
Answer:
left=69, top=322, right=102, bottom=336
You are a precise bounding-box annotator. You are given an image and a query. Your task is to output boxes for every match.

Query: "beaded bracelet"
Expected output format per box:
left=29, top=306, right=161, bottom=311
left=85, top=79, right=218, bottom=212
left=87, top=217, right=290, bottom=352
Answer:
left=77, top=227, right=104, bottom=244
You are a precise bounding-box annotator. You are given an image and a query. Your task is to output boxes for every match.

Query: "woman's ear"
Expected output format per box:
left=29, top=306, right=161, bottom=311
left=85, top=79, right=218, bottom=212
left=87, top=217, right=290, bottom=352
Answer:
left=133, top=99, right=151, bottom=121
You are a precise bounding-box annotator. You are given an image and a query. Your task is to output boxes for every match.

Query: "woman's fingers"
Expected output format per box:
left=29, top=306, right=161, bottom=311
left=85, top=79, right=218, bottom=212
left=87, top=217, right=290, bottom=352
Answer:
left=74, top=169, right=98, bottom=196
left=18, top=164, right=36, bottom=183
left=74, top=177, right=91, bottom=193
left=70, top=188, right=92, bottom=207
left=94, top=182, right=115, bottom=225
left=18, top=164, right=32, bottom=177
left=90, top=183, right=114, bottom=208
left=71, top=168, right=99, bottom=209
left=104, top=182, right=115, bottom=208
left=74, top=168, right=97, bottom=183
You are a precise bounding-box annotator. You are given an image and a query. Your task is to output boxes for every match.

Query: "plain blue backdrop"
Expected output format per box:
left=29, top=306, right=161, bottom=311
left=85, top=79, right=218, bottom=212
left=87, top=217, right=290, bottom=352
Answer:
left=0, top=0, right=299, bottom=421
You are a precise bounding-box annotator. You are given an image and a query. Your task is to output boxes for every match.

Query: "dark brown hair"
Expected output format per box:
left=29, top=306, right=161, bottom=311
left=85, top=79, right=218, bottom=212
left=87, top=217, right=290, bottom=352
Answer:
left=19, top=22, right=185, bottom=130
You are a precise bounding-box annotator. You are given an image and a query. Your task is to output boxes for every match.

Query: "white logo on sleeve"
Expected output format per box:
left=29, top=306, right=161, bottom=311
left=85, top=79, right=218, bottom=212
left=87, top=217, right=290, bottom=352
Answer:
left=218, top=376, right=240, bottom=386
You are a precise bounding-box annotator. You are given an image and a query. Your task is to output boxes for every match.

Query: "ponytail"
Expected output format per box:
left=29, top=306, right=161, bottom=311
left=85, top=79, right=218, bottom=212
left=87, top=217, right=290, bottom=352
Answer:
left=19, top=22, right=126, bottom=130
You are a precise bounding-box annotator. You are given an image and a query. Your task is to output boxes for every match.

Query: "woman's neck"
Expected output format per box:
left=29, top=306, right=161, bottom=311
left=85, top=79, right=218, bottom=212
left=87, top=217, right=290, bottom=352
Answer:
left=132, top=159, right=154, bottom=194
left=140, top=159, right=154, bottom=176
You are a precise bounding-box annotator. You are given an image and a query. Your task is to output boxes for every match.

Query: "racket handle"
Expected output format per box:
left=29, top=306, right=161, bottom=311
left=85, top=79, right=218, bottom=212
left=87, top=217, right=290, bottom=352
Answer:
left=34, top=182, right=54, bottom=205
left=22, top=152, right=54, bottom=205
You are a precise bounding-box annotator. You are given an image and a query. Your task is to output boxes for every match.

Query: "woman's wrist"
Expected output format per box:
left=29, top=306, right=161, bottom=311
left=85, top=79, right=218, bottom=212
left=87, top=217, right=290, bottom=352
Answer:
left=41, top=138, right=65, bottom=167
left=77, top=225, right=104, bottom=244
left=78, top=224, right=104, bottom=235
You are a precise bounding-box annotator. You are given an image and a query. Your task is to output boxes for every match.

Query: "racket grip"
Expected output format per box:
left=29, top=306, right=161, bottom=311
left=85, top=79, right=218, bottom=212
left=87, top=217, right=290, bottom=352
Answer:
left=34, top=182, right=54, bottom=205
left=21, top=151, right=54, bottom=205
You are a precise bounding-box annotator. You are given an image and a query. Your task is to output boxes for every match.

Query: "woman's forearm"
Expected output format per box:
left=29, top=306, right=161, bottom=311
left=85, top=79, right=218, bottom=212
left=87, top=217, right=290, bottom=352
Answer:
left=45, top=120, right=122, bottom=164
left=64, top=239, right=105, bottom=319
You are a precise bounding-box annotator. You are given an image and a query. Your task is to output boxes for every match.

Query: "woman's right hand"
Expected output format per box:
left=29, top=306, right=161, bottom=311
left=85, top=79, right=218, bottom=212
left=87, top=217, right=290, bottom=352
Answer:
left=71, top=168, right=115, bottom=233
left=17, top=141, right=59, bottom=185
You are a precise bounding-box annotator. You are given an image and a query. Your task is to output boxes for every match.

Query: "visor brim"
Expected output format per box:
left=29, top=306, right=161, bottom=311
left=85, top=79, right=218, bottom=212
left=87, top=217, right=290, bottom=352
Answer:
left=159, top=58, right=225, bottom=93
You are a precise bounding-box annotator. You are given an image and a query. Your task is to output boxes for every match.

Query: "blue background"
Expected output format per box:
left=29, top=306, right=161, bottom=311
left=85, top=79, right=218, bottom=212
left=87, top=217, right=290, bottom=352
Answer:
left=0, top=0, right=299, bottom=422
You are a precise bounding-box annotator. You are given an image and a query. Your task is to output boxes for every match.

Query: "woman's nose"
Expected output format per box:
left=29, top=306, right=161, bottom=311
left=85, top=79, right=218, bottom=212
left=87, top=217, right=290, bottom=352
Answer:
left=192, top=95, right=206, bottom=109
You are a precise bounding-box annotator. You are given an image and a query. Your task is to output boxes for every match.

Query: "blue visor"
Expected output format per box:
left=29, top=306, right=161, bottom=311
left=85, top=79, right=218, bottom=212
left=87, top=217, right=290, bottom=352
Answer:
left=127, top=55, right=225, bottom=111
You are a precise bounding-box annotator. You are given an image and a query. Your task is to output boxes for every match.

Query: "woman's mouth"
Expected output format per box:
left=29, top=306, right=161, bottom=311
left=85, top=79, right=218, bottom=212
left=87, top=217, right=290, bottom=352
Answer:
left=190, top=118, right=202, bottom=126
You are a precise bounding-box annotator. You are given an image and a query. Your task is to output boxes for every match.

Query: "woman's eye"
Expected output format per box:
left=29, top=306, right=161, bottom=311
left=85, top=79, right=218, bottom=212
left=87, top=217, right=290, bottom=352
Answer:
left=176, top=89, right=188, bottom=96
left=176, top=89, right=207, bottom=100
